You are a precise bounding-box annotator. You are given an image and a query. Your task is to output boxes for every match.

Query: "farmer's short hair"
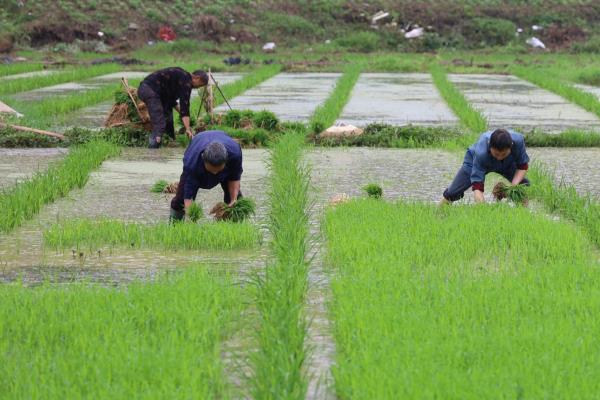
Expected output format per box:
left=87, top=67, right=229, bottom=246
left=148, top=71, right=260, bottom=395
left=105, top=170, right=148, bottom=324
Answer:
left=202, top=142, right=228, bottom=166
left=489, top=129, right=513, bottom=150
left=192, top=70, right=208, bottom=83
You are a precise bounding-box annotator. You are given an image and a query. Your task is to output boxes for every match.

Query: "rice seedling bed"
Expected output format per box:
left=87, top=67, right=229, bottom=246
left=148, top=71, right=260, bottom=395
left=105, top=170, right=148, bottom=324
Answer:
left=0, top=63, right=45, bottom=78
left=215, top=72, right=341, bottom=123
left=325, top=200, right=600, bottom=398
left=449, top=73, right=600, bottom=134
left=0, top=148, right=68, bottom=190
left=336, top=73, right=458, bottom=128
left=0, top=266, right=243, bottom=398
left=250, top=133, right=311, bottom=398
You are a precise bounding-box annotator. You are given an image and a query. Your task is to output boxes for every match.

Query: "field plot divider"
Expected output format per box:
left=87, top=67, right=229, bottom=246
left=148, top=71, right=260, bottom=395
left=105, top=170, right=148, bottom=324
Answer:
left=430, top=63, right=487, bottom=143
left=249, top=132, right=311, bottom=399
left=308, top=63, right=362, bottom=134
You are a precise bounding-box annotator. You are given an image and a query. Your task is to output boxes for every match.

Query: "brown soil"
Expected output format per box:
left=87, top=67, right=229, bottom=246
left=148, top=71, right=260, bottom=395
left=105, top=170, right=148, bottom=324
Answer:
left=209, top=202, right=229, bottom=221
left=492, top=182, right=507, bottom=201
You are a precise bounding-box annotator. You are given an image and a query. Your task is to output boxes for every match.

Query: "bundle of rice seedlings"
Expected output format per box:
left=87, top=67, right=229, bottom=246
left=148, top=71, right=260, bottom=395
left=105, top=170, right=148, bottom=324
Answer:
left=362, top=183, right=383, bottom=199
left=188, top=202, right=203, bottom=223
left=151, top=180, right=169, bottom=193
left=210, top=198, right=256, bottom=222
left=492, top=182, right=528, bottom=205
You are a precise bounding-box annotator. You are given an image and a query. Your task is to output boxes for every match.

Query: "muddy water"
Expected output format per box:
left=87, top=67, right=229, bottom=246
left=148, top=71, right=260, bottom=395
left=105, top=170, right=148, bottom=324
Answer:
left=530, top=148, right=600, bottom=198
left=0, top=148, right=68, bottom=190
left=450, top=74, right=600, bottom=133
left=215, top=73, right=341, bottom=122
left=0, top=148, right=270, bottom=284
left=67, top=73, right=246, bottom=129
left=338, top=73, right=459, bottom=127
left=11, top=71, right=148, bottom=102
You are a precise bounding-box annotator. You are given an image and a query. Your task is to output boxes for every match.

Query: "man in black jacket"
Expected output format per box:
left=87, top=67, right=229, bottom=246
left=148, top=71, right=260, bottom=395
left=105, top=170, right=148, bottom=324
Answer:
left=138, top=67, right=208, bottom=148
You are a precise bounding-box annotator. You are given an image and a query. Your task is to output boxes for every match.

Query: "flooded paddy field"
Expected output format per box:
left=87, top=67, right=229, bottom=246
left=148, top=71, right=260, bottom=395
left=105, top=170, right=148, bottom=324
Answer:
left=215, top=72, right=341, bottom=122
left=449, top=74, right=600, bottom=133
left=337, top=73, right=459, bottom=127
left=0, top=148, right=68, bottom=190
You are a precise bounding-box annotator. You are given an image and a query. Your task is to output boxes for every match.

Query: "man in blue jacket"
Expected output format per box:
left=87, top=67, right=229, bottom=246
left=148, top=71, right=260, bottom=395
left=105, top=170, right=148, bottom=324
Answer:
left=170, top=130, right=243, bottom=221
left=441, top=128, right=530, bottom=204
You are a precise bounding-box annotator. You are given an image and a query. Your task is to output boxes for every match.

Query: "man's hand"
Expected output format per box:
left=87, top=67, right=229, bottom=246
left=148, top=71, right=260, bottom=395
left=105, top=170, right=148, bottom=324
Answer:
left=184, top=199, right=193, bottom=215
left=227, top=180, right=241, bottom=207
left=512, top=169, right=527, bottom=186
left=186, top=128, right=194, bottom=139
left=474, top=190, right=485, bottom=203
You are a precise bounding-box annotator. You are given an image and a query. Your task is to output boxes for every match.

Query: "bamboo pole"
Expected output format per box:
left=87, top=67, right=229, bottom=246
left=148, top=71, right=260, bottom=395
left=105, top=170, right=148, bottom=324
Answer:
left=0, top=122, right=65, bottom=140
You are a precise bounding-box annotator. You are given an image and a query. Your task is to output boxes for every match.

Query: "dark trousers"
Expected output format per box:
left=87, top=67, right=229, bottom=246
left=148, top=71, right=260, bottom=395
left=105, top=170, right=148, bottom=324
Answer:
left=443, top=164, right=530, bottom=202
left=138, top=83, right=175, bottom=148
left=170, top=171, right=243, bottom=211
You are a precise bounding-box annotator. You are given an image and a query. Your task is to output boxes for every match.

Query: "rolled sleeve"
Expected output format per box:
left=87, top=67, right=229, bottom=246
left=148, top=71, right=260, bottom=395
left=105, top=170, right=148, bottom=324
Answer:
left=470, top=156, right=486, bottom=191
left=514, top=136, right=530, bottom=166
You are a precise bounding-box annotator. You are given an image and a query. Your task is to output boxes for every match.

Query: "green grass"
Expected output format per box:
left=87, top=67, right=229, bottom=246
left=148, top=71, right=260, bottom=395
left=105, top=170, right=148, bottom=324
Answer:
left=362, top=183, right=383, bottom=199
left=513, top=66, right=600, bottom=120
left=309, top=63, right=362, bottom=134
left=250, top=132, right=310, bottom=399
left=430, top=64, right=487, bottom=137
left=0, top=64, right=121, bottom=96
left=325, top=199, right=600, bottom=399
left=0, top=140, right=119, bottom=233
left=43, top=218, right=261, bottom=251
left=0, top=267, right=242, bottom=398
left=187, top=202, right=203, bottom=223
left=0, top=63, right=45, bottom=78
left=529, top=163, right=600, bottom=247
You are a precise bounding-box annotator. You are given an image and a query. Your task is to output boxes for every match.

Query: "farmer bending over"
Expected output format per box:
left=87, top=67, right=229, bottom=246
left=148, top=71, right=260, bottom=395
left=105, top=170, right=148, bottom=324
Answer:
left=170, top=130, right=243, bottom=221
left=138, top=67, right=208, bottom=149
left=441, top=128, right=530, bottom=204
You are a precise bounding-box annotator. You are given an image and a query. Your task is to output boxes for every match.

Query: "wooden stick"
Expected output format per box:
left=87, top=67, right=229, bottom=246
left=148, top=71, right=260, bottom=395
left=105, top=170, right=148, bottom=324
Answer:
left=121, top=78, right=144, bottom=122
left=0, top=122, right=65, bottom=140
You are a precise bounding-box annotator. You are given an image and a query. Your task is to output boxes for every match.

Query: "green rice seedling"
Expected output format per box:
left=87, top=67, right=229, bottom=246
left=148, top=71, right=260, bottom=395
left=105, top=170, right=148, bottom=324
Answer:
left=325, top=200, right=600, bottom=398
left=0, top=266, right=243, bottom=398
left=187, top=202, right=203, bottom=222
left=309, top=63, right=361, bottom=134
left=223, top=109, right=242, bottom=128
left=492, top=182, right=528, bottom=204
left=0, top=141, right=119, bottom=233
left=513, top=66, right=600, bottom=120
left=253, top=110, right=279, bottom=130
left=150, top=179, right=169, bottom=193
left=0, top=64, right=121, bottom=96
left=43, top=218, right=261, bottom=251
left=362, top=183, right=383, bottom=199
left=430, top=64, right=487, bottom=136
left=524, top=129, right=600, bottom=147
left=250, top=133, right=310, bottom=398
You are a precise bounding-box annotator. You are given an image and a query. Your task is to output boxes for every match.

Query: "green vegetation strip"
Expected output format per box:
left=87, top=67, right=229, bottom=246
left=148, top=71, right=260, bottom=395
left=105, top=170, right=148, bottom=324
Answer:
left=0, top=267, right=242, bottom=398
left=0, top=140, right=119, bottom=233
left=0, top=63, right=44, bottom=78
left=44, top=219, right=261, bottom=251
left=325, top=200, right=600, bottom=398
left=529, top=164, right=600, bottom=247
left=251, top=133, right=310, bottom=398
left=430, top=64, right=487, bottom=136
left=513, top=66, right=600, bottom=120
left=0, top=64, right=121, bottom=96
left=309, top=63, right=362, bottom=134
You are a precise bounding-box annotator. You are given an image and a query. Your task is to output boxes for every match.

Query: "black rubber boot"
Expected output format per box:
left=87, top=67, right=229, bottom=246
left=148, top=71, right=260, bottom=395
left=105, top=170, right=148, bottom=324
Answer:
left=169, top=208, right=185, bottom=223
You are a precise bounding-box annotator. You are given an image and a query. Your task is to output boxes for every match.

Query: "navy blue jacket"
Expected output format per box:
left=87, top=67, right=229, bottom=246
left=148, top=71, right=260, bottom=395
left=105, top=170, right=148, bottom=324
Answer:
left=141, top=67, right=193, bottom=117
left=182, top=131, right=243, bottom=199
left=463, top=130, right=529, bottom=192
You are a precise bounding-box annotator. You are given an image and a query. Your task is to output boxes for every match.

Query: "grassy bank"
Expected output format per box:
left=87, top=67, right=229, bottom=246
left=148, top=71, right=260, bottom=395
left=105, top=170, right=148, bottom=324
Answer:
left=44, top=219, right=261, bottom=251
left=309, top=63, right=362, bottom=134
left=250, top=132, right=310, bottom=398
left=0, top=63, right=45, bottom=78
left=0, top=267, right=242, bottom=398
left=325, top=200, right=600, bottom=398
left=0, top=140, right=119, bottom=233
